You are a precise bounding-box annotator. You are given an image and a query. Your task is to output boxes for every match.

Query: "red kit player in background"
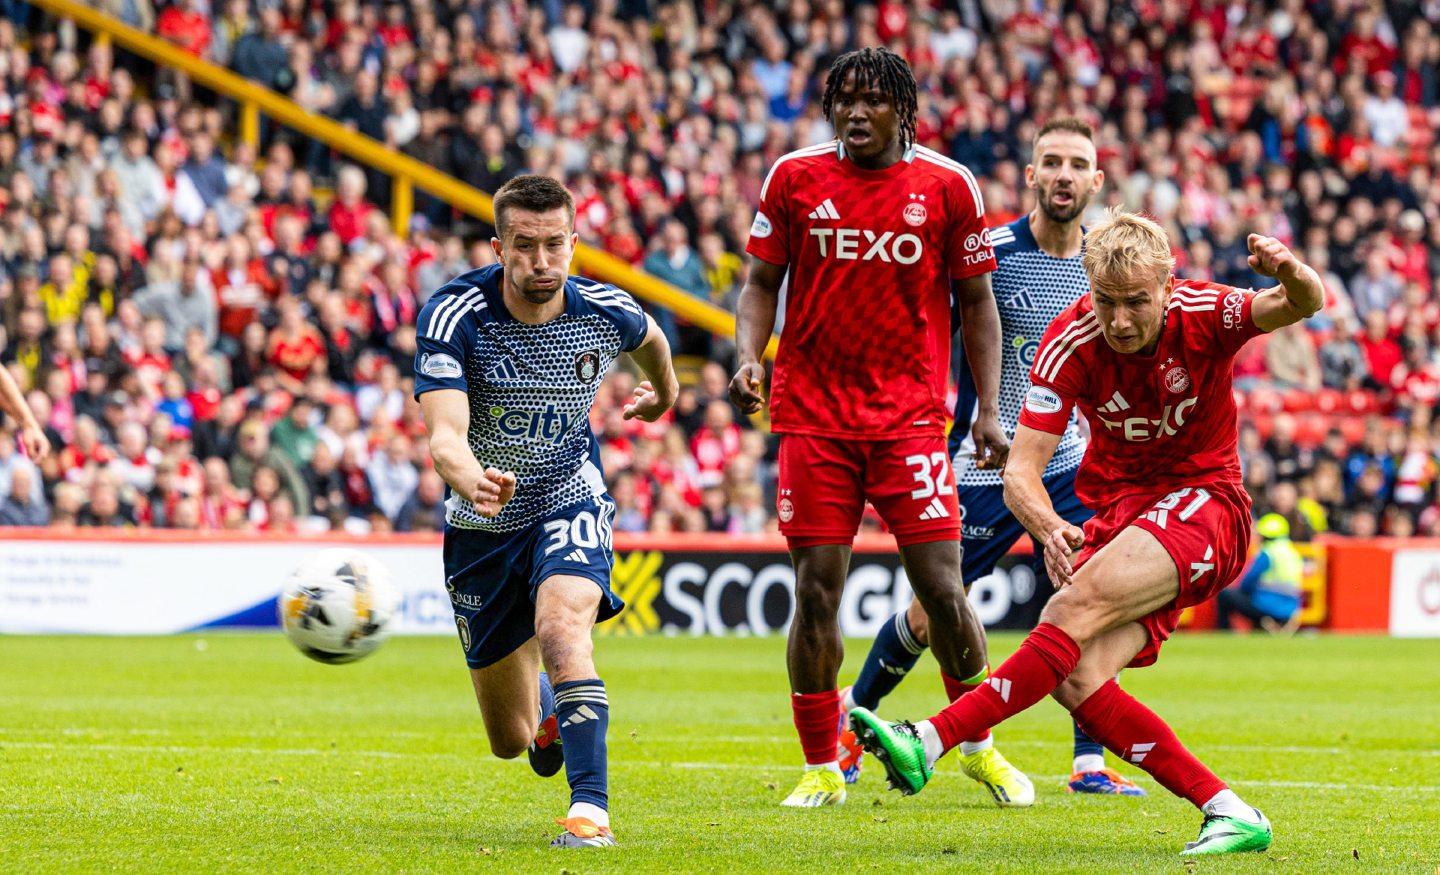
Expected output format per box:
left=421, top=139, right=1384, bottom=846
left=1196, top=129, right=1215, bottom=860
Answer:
left=730, top=47, right=1033, bottom=808
left=851, top=210, right=1326, bottom=855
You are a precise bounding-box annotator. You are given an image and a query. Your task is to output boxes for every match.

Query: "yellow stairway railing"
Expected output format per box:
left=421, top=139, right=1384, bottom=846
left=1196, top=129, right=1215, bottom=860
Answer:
left=38, top=0, right=777, bottom=358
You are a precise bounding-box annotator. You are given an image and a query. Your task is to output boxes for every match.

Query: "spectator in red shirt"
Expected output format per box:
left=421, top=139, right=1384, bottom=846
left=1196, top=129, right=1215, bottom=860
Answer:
left=689, top=400, right=742, bottom=490
left=57, top=414, right=113, bottom=482
left=266, top=297, right=325, bottom=393
left=156, top=0, right=213, bottom=58
left=124, top=317, right=173, bottom=400
left=327, top=165, right=376, bottom=246
left=1358, top=310, right=1404, bottom=393
left=1390, top=342, right=1440, bottom=410
left=1336, top=9, right=1397, bottom=77
left=212, top=236, right=275, bottom=343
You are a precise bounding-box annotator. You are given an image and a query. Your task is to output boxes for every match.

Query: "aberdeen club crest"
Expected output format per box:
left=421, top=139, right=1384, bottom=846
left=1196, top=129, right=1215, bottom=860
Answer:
left=575, top=349, right=601, bottom=383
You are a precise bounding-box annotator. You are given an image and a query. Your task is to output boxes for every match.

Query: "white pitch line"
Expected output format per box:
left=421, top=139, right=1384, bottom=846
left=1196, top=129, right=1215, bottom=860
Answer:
left=0, top=741, right=407, bottom=759
left=650, top=765, right=1440, bottom=793
left=3, top=729, right=1437, bottom=758
left=1231, top=779, right=1440, bottom=793
left=592, top=734, right=1440, bottom=758
left=6, top=742, right=1439, bottom=796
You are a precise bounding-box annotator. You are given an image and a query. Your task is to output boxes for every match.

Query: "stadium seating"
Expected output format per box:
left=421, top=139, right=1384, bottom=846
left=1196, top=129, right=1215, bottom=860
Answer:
left=0, top=0, right=1435, bottom=539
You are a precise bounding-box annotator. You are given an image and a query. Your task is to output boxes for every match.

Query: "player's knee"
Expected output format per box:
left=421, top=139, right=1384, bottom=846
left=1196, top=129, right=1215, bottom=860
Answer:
left=1052, top=670, right=1103, bottom=712
left=486, top=724, right=532, bottom=760
left=477, top=697, right=535, bottom=760
left=909, top=572, right=964, bottom=608
left=793, top=574, right=843, bottom=620
left=536, top=616, right=595, bottom=683
left=1039, top=587, right=1108, bottom=648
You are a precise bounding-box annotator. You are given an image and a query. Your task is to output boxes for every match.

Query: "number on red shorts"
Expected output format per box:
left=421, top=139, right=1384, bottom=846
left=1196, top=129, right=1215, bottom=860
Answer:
left=905, top=452, right=955, bottom=500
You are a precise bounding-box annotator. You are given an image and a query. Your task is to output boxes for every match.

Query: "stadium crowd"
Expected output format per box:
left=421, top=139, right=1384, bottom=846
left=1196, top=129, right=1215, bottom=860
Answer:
left=0, top=0, right=1437, bottom=540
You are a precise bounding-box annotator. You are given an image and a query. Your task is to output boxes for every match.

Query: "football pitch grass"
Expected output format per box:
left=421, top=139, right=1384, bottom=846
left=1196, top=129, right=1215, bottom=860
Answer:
left=4, top=633, right=1438, bottom=873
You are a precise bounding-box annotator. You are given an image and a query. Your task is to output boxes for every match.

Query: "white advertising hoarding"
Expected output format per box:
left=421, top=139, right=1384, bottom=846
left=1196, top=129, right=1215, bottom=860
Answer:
left=0, top=535, right=1054, bottom=637
left=0, top=539, right=455, bottom=635
left=1389, top=549, right=1440, bottom=637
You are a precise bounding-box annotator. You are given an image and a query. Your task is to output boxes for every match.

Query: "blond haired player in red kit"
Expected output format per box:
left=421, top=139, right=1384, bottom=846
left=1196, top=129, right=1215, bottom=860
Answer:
left=852, top=209, right=1326, bottom=856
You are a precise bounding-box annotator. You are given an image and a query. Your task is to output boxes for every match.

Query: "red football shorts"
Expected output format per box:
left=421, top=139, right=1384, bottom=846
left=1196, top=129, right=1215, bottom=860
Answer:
left=777, top=434, right=960, bottom=548
left=1073, top=483, right=1252, bottom=667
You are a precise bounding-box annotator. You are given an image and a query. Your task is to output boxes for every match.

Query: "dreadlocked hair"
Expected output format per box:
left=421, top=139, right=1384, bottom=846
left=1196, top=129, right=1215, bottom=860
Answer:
left=821, top=47, right=918, bottom=152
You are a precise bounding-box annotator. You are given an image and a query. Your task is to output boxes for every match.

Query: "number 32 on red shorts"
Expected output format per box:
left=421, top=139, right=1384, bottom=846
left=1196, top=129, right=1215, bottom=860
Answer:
left=777, top=434, right=961, bottom=548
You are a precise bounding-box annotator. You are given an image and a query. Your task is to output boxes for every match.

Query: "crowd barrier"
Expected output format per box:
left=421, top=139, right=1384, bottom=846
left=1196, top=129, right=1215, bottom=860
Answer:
left=1324, top=537, right=1440, bottom=636
left=0, top=531, right=1434, bottom=637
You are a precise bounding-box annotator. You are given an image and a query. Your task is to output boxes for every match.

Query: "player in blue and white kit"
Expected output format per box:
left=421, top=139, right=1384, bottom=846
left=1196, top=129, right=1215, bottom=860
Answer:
left=415, top=176, right=678, bottom=849
left=840, top=119, right=1146, bottom=797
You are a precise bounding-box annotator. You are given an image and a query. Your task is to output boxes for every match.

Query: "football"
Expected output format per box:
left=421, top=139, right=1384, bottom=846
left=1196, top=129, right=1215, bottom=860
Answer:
left=279, top=548, right=398, bottom=664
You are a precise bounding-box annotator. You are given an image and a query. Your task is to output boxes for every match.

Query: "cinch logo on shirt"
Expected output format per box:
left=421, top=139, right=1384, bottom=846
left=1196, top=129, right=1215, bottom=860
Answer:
left=808, top=228, right=924, bottom=264
left=489, top=404, right=575, bottom=444
left=1095, top=397, right=1198, bottom=442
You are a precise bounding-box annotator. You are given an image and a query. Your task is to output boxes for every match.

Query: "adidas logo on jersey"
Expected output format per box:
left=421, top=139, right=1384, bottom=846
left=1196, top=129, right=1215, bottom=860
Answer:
left=1097, top=391, right=1131, bottom=415
left=485, top=357, right=520, bottom=381
left=807, top=198, right=841, bottom=220
left=564, top=548, right=587, bottom=563
left=1003, top=287, right=1037, bottom=311
left=918, top=496, right=950, bottom=521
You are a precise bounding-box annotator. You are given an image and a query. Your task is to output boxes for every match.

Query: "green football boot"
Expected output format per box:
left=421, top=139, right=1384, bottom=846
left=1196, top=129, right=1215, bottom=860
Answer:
left=848, top=708, right=933, bottom=796
left=1180, top=810, right=1273, bottom=855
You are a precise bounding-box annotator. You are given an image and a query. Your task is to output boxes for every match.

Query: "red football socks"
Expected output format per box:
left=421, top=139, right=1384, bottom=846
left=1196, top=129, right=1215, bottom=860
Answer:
left=791, top=690, right=841, bottom=765
left=928, top=623, right=1081, bottom=751
left=941, top=671, right=991, bottom=745
left=1071, top=679, right=1228, bottom=808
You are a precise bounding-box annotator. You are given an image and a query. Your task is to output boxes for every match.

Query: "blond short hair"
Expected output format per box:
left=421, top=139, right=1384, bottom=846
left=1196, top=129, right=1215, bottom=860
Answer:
left=1082, top=208, right=1175, bottom=290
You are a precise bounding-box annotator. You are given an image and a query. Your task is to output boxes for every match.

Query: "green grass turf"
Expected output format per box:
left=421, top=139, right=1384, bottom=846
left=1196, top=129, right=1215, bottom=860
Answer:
left=3, top=632, right=1438, bottom=873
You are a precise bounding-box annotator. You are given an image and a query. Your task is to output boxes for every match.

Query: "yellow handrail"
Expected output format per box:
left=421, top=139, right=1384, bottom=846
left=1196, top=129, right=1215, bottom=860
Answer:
left=38, top=0, right=778, bottom=359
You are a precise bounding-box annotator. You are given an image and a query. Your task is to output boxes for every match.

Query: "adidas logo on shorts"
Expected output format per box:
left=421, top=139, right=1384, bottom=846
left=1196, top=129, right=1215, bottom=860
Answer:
left=918, top=497, right=950, bottom=521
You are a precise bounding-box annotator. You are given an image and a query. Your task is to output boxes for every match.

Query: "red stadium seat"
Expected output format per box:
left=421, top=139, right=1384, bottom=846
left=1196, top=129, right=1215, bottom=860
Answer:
left=1281, top=389, right=1314, bottom=413
left=1250, top=412, right=1274, bottom=441
left=1247, top=387, right=1283, bottom=414
left=1338, top=416, right=1368, bottom=447
left=1314, top=388, right=1343, bottom=413
left=1344, top=390, right=1379, bottom=414
left=1294, top=413, right=1327, bottom=447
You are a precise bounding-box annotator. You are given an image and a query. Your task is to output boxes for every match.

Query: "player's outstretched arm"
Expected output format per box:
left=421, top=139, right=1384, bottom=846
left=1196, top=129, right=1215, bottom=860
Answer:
left=1247, top=234, right=1325, bottom=332
left=0, top=365, right=48, bottom=460
left=1003, top=424, right=1083, bottom=587
left=729, top=258, right=786, bottom=415
left=623, top=315, right=680, bottom=422
left=954, top=272, right=1008, bottom=469
left=419, top=389, right=515, bottom=518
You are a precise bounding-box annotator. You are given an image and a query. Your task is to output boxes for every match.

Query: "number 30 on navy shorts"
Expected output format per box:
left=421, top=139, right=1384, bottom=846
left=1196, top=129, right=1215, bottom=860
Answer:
left=442, top=496, right=624, bottom=670
left=777, top=433, right=960, bottom=547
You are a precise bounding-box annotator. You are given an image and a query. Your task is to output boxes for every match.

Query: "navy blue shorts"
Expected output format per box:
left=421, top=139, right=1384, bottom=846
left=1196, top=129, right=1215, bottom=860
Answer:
left=957, top=468, right=1092, bottom=586
left=443, top=496, right=623, bottom=669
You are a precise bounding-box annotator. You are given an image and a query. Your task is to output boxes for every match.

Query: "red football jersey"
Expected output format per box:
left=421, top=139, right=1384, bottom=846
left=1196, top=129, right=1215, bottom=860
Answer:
left=746, top=142, right=994, bottom=439
left=1018, top=279, right=1268, bottom=507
